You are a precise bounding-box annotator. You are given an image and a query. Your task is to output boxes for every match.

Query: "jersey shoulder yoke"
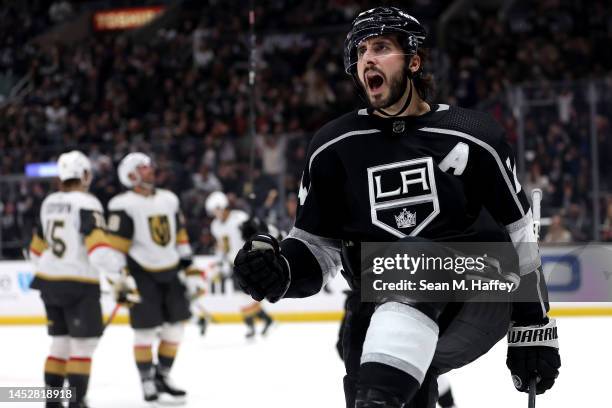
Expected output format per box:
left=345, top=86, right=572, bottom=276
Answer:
left=430, top=106, right=505, bottom=147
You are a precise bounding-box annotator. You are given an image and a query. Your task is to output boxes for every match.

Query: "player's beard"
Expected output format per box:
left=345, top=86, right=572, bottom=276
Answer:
left=367, top=68, right=409, bottom=110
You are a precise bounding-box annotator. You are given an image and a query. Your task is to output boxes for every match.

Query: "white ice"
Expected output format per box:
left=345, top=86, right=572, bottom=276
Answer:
left=0, top=317, right=609, bottom=407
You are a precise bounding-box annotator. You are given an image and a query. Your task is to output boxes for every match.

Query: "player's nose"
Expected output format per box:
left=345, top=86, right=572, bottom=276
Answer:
left=362, top=49, right=378, bottom=66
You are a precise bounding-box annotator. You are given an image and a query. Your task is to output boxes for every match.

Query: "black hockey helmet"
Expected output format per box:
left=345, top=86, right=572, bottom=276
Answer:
left=343, top=7, right=427, bottom=76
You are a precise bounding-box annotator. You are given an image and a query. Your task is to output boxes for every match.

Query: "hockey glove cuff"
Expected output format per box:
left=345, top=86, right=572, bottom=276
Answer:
left=108, top=268, right=141, bottom=307
left=233, top=233, right=290, bottom=303
left=506, top=318, right=560, bottom=394
left=184, top=268, right=207, bottom=300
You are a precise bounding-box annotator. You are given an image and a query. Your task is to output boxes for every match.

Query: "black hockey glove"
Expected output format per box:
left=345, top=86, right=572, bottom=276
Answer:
left=233, top=233, right=290, bottom=303
left=240, top=216, right=269, bottom=241
left=506, top=319, right=560, bottom=394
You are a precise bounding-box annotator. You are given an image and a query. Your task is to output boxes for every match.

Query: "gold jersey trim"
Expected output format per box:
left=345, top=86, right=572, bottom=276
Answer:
left=176, top=228, right=189, bottom=244
left=85, top=228, right=111, bottom=253
left=30, top=234, right=48, bottom=255
left=35, top=272, right=100, bottom=285
left=141, top=262, right=179, bottom=273
left=107, top=234, right=132, bottom=253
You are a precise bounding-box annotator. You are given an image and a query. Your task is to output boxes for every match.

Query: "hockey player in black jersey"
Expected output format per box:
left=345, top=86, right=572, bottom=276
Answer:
left=234, top=7, right=560, bottom=408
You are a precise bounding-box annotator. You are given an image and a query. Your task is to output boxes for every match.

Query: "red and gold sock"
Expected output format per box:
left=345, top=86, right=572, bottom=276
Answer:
left=134, top=344, right=154, bottom=379
left=158, top=341, right=178, bottom=375
left=66, top=357, right=91, bottom=403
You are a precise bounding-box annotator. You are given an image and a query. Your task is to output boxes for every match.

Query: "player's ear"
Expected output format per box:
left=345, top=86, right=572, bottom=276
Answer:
left=408, top=54, right=421, bottom=75
left=82, top=170, right=92, bottom=187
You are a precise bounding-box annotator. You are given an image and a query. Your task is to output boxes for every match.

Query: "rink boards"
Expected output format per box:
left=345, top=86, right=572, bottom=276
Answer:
left=1, top=244, right=611, bottom=324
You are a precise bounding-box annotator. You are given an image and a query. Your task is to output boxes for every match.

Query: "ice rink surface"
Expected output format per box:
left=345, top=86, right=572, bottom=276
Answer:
left=0, top=317, right=609, bottom=407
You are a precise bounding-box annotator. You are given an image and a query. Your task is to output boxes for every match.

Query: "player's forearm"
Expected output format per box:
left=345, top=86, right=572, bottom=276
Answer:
left=91, top=246, right=127, bottom=281
left=511, top=266, right=550, bottom=325
left=278, top=227, right=342, bottom=298
left=279, top=237, right=324, bottom=298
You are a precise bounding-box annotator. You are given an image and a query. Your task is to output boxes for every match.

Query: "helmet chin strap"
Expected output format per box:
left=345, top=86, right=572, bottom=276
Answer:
left=375, top=79, right=413, bottom=117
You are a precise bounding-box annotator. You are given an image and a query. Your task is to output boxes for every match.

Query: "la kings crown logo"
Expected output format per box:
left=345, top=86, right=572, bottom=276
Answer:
left=367, top=157, right=439, bottom=237
left=395, top=208, right=417, bottom=229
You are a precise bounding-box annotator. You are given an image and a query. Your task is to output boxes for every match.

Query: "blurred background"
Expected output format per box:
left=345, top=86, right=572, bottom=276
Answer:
left=0, top=2, right=611, bottom=406
left=0, top=0, right=611, bottom=259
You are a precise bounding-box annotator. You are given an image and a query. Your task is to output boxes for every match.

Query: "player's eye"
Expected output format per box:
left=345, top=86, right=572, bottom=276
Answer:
left=373, top=43, right=389, bottom=53
left=357, top=46, right=367, bottom=57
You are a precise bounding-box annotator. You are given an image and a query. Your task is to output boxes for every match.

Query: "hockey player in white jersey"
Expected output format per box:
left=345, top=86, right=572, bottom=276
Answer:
left=105, top=152, right=205, bottom=404
left=205, top=191, right=274, bottom=338
left=29, top=151, right=116, bottom=408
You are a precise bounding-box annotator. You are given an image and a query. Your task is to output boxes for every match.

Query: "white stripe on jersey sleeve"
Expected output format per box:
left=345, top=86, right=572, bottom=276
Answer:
left=286, top=227, right=342, bottom=285
left=506, top=209, right=542, bottom=275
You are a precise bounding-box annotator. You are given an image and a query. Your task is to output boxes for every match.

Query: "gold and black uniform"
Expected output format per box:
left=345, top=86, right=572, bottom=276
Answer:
left=30, top=191, right=110, bottom=337
left=107, top=189, right=193, bottom=328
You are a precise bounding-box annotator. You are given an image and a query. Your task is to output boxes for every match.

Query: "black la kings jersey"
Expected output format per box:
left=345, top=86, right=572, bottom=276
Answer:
left=296, top=104, right=531, bottom=242
left=281, top=103, right=546, bottom=321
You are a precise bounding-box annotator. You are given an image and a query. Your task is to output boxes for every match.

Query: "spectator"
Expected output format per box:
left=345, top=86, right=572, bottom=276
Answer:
left=0, top=201, right=22, bottom=258
left=192, top=163, right=222, bottom=194
left=44, top=98, right=68, bottom=139
left=544, top=214, right=573, bottom=243
left=48, top=1, right=73, bottom=24
left=255, top=131, right=287, bottom=178
left=1, top=0, right=610, bottom=256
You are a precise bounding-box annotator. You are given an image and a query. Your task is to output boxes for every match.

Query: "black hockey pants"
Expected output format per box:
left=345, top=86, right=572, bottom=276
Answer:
left=340, top=291, right=511, bottom=408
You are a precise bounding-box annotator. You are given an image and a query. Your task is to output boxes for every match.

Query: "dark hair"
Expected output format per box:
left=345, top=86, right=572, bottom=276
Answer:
left=60, top=179, right=82, bottom=191
left=413, top=48, right=435, bottom=102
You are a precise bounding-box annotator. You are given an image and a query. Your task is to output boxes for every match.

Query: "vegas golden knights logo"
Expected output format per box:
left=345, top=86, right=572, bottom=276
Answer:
left=222, top=236, right=230, bottom=255
left=148, top=215, right=171, bottom=246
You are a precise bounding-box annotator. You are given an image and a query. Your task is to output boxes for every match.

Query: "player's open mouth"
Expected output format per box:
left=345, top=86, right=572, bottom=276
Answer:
left=366, top=71, right=385, bottom=93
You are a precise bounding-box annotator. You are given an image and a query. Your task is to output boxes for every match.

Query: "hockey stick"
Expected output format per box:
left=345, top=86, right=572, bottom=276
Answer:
left=528, top=188, right=543, bottom=408
left=102, top=303, right=121, bottom=332
left=531, top=188, right=542, bottom=241
left=528, top=377, right=537, bottom=408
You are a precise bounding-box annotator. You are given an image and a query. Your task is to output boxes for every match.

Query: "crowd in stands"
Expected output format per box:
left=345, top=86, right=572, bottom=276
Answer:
left=0, top=1, right=51, bottom=93
left=444, top=0, right=612, bottom=242
left=1, top=0, right=611, bottom=257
